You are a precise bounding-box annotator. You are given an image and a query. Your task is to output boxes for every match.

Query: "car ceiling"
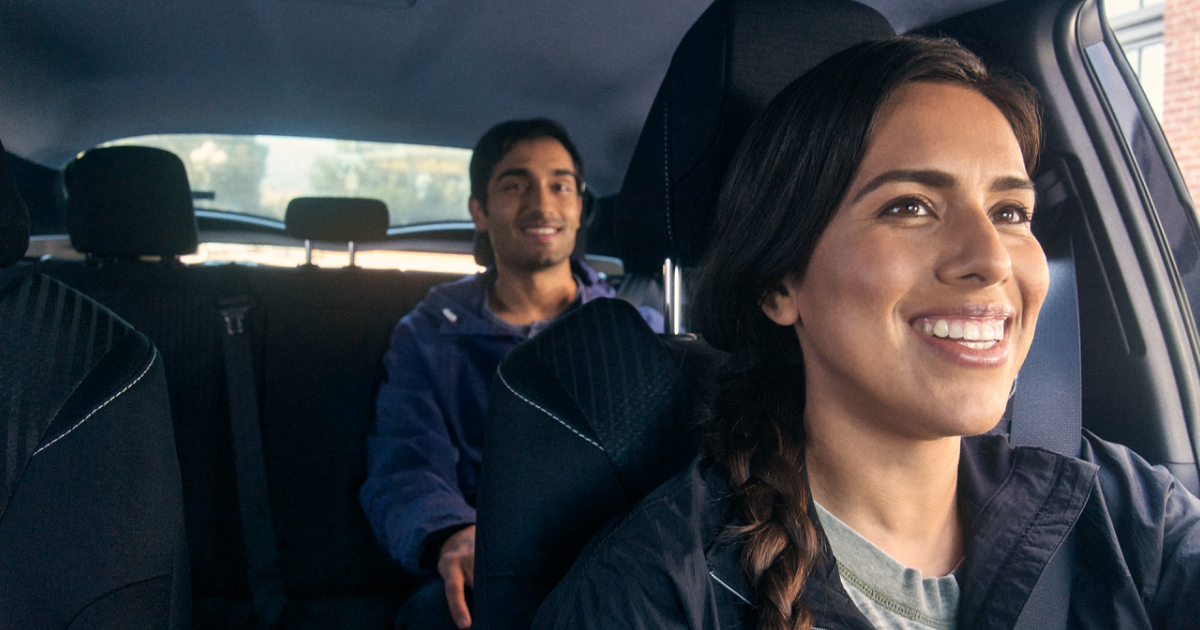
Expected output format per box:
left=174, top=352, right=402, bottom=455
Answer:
left=0, top=0, right=1002, bottom=196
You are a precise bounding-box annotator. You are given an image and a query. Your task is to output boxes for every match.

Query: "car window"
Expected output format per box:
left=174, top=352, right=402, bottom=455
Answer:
left=102, top=134, right=473, bottom=230
left=1091, top=0, right=1200, bottom=358
left=98, top=134, right=481, bottom=272
left=1105, top=0, right=1164, bottom=118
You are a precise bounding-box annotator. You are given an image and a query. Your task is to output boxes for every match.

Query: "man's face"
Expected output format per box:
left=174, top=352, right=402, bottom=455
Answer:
left=469, top=137, right=583, bottom=273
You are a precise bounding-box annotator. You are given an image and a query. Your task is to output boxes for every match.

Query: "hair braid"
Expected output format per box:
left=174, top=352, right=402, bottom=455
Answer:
left=704, top=346, right=823, bottom=630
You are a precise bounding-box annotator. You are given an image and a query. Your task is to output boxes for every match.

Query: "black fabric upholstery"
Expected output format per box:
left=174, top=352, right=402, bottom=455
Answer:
left=0, top=274, right=133, bottom=518
left=0, top=273, right=190, bottom=630
left=65, top=145, right=198, bottom=258
left=0, top=138, right=30, bottom=268
left=285, top=197, right=389, bottom=243
left=475, top=298, right=724, bottom=630
left=613, top=0, right=894, bottom=272
left=13, top=256, right=456, bottom=628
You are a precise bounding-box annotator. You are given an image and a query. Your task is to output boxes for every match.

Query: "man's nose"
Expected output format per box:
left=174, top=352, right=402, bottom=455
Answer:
left=521, top=181, right=552, bottom=211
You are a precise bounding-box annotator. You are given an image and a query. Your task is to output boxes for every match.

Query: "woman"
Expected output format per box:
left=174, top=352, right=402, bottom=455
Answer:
left=532, top=37, right=1200, bottom=629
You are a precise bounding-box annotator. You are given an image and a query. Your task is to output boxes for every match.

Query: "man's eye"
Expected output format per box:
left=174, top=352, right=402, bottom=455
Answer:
left=993, top=204, right=1032, bottom=224
left=882, top=197, right=931, bottom=217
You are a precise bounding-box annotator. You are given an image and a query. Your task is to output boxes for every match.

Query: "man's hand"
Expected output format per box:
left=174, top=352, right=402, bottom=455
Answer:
left=437, top=525, right=475, bottom=629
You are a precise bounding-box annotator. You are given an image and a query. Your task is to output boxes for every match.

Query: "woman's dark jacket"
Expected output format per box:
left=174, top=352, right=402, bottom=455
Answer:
left=532, top=432, right=1200, bottom=629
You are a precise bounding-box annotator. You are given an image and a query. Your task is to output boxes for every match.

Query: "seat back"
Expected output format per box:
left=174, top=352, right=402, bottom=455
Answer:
left=475, top=299, right=723, bottom=630
left=29, top=148, right=445, bottom=627
left=0, top=140, right=190, bottom=629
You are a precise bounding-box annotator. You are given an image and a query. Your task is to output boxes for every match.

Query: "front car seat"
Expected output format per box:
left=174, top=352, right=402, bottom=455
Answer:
left=0, top=138, right=191, bottom=629
left=472, top=1, right=895, bottom=628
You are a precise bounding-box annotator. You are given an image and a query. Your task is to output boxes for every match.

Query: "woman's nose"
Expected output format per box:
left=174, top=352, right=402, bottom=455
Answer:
left=936, top=206, right=1013, bottom=287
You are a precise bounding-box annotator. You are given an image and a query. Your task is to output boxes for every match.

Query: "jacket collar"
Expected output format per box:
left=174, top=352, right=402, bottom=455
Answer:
left=700, top=434, right=1098, bottom=629
left=424, top=259, right=613, bottom=337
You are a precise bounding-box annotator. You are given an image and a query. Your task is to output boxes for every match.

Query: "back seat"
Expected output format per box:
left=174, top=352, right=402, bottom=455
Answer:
left=13, top=146, right=461, bottom=628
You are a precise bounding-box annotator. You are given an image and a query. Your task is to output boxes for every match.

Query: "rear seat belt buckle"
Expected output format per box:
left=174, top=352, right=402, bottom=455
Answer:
left=220, top=304, right=251, bottom=336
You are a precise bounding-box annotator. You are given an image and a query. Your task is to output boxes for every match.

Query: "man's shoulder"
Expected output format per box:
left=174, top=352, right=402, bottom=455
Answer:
left=571, top=259, right=617, bottom=302
left=404, top=272, right=490, bottom=323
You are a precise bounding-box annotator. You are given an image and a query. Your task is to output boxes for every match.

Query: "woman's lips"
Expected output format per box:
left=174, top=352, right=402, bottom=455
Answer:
left=909, top=315, right=1012, bottom=365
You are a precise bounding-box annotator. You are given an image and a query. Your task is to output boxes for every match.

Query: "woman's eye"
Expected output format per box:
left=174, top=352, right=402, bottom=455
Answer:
left=881, top=198, right=931, bottom=217
left=993, top=204, right=1032, bottom=225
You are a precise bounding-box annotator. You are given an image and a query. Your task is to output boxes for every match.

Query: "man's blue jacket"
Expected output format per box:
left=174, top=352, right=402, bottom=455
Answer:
left=361, top=260, right=663, bottom=573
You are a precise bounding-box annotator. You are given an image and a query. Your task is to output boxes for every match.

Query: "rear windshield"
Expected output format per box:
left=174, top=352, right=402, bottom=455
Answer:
left=102, top=134, right=473, bottom=229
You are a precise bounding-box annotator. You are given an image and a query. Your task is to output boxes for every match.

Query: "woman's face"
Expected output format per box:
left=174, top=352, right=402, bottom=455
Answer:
left=764, top=81, right=1048, bottom=440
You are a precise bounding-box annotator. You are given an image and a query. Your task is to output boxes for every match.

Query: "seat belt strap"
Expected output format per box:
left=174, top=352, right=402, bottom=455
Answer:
left=1011, top=241, right=1081, bottom=630
left=219, top=299, right=287, bottom=629
left=1011, top=249, right=1083, bottom=456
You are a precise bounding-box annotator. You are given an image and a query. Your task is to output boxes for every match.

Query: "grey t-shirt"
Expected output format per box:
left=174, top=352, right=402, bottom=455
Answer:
left=482, top=276, right=585, bottom=339
left=814, top=501, right=960, bottom=630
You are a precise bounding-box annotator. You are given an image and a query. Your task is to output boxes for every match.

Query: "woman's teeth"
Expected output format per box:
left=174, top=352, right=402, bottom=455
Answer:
left=913, top=318, right=1005, bottom=350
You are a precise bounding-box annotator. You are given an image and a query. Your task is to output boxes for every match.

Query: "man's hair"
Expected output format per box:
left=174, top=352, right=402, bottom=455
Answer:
left=469, top=118, right=584, bottom=207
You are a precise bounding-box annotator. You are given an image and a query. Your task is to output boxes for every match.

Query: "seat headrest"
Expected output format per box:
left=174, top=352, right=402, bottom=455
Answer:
left=614, top=0, right=894, bottom=272
left=0, top=138, right=30, bottom=268
left=65, top=146, right=198, bottom=259
left=284, top=197, right=389, bottom=243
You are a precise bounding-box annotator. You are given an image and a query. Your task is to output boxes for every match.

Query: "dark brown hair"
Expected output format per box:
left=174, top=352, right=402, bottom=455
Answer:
left=693, top=36, right=1040, bottom=630
left=469, top=118, right=583, bottom=207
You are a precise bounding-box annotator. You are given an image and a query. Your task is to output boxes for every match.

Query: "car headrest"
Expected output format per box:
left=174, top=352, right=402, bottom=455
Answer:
left=65, top=146, right=199, bottom=259
left=0, top=138, right=30, bottom=268
left=284, top=197, right=389, bottom=243
left=614, top=0, right=894, bottom=272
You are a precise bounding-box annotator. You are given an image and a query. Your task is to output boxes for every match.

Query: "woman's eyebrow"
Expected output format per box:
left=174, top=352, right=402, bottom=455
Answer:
left=851, top=169, right=1034, bottom=202
left=852, top=169, right=954, bottom=202
left=991, top=175, right=1035, bottom=192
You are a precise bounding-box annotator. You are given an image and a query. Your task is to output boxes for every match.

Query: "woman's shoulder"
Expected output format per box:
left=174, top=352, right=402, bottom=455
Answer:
left=1078, top=430, right=1200, bottom=622
left=531, top=456, right=733, bottom=629
left=1080, top=429, right=1200, bottom=520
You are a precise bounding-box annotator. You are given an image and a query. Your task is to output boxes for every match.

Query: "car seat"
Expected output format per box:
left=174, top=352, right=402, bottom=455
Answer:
left=472, top=1, right=895, bottom=628
left=0, top=139, right=191, bottom=628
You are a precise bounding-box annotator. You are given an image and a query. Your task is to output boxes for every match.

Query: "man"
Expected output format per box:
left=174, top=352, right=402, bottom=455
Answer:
left=360, top=119, right=662, bottom=629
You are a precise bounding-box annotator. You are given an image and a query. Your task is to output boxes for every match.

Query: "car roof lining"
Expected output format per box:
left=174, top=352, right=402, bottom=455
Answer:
left=0, top=0, right=1003, bottom=195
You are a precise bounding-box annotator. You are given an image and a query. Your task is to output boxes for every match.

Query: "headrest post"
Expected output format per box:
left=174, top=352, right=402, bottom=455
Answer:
left=664, top=258, right=684, bottom=334
left=348, top=240, right=357, bottom=268
left=304, top=239, right=313, bottom=266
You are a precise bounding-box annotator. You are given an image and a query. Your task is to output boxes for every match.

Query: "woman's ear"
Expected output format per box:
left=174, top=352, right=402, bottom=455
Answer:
left=761, top=277, right=803, bottom=327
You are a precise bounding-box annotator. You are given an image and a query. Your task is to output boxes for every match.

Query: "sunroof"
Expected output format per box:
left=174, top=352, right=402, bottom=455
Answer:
left=101, top=134, right=473, bottom=229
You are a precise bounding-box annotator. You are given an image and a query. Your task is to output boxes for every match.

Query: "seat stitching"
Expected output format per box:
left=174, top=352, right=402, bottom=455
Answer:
left=709, top=570, right=753, bottom=606
left=33, top=346, right=158, bottom=457
left=497, top=367, right=604, bottom=452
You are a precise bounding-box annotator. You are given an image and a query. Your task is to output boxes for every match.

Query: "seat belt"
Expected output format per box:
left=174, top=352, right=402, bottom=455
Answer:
left=1010, top=240, right=1081, bottom=630
left=219, top=298, right=287, bottom=629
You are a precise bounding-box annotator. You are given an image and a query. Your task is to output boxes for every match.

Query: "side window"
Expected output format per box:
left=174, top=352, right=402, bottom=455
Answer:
left=1091, top=0, right=1200, bottom=347
left=1106, top=0, right=1164, bottom=118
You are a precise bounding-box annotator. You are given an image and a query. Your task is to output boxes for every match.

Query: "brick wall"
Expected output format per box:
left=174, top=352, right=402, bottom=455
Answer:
left=1164, top=0, right=1200, bottom=195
